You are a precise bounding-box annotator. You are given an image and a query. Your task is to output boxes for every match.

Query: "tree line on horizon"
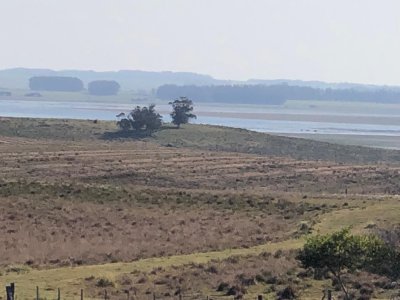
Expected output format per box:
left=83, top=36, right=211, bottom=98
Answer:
left=157, top=84, right=400, bottom=104
left=26, top=75, right=400, bottom=104
left=29, top=76, right=120, bottom=95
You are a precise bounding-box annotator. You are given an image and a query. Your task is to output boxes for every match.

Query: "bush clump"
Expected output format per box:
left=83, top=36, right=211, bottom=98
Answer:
left=96, top=277, right=115, bottom=287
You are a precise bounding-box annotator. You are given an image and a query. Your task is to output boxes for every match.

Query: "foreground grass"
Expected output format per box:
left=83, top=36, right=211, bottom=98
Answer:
left=1, top=117, right=400, bottom=299
left=2, top=199, right=399, bottom=299
left=0, top=239, right=303, bottom=299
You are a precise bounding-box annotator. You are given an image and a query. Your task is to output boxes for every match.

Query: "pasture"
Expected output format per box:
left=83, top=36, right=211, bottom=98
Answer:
left=0, top=117, right=399, bottom=299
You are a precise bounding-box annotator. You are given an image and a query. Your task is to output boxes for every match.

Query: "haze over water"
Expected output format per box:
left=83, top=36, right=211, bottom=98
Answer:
left=2, top=99, right=400, bottom=138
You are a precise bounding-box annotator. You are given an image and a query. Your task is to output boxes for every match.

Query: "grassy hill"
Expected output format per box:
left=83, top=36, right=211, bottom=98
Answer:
left=151, top=124, right=400, bottom=164
left=1, top=116, right=400, bottom=164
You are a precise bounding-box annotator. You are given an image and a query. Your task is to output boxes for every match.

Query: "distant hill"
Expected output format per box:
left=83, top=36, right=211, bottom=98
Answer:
left=246, top=79, right=400, bottom=92
left=2, top=68, right=400, bottom=93
left=0, top=68, right=224, bottom=91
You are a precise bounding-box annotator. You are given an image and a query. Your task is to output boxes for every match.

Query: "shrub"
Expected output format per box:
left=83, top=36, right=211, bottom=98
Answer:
left=297, top=228, right=393, bottom=299
left=96, top=277, right=115, bottom=287
left=277, top=285, right=297, bottom=300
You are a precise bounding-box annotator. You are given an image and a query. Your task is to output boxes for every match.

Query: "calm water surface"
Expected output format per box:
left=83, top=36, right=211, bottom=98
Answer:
left=1, top=100, right=400, bottom=136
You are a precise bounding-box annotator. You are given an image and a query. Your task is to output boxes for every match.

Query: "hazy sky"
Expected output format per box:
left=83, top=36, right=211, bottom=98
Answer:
left=1, top=0, right=400, bottom=84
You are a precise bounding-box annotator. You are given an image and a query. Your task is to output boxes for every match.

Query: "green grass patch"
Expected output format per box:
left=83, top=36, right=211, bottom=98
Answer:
left=0, top=239, right=303, bottom=299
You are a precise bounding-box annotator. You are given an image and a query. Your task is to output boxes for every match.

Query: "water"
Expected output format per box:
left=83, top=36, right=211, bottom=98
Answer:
left=1, top=99, right=400, bottom=136
left=192, top=116, right=400, bottom=136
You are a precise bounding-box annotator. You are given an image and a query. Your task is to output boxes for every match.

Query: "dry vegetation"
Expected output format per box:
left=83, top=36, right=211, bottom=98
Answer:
left=0, top=193, right=300, bottom=267
left=0, top=137, right=323, bottom=267
left=0, top=117, right=399, bottom=299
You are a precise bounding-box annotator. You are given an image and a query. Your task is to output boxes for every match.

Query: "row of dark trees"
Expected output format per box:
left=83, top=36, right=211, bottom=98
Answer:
left=28, top=77, right=400, bottom=103
left=29, top=76, right=120, bottom=95
left=117, top=97, right=196, bottom=134
left=157, top=84, right=400, bottom=104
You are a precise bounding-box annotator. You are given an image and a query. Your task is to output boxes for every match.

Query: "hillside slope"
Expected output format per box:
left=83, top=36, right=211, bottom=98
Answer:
left=152, top=124, right=400, bottom=163
left=1, top=117, right=400, bottom=164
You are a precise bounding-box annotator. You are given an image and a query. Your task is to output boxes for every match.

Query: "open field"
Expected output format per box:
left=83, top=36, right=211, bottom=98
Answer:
left=1, top=117, right=400, bottom=163
left=0, top=117, right=400, bottom=299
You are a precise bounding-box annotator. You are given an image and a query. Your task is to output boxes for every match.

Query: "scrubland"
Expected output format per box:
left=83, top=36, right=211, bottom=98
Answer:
left=0, top=117, right=399, bottom=299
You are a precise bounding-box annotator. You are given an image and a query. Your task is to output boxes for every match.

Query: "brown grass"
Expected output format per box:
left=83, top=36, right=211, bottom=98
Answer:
left=82, top=251, right=301, bottom=299
left=0, top=136, right=399, bottom=269
left=0, top=194, right=301, bottom=267
left=1, top=119, right=400, bottom=299
left=1, top=137, right=399, bottom=194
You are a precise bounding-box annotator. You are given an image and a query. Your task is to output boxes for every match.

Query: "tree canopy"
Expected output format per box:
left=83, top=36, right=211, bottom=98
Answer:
left=117, top=104, right=162, bottom=134
left=88, top=80, right=120, bottom=96
left=169, top=97, right=196, bottom=128
left=29, top=76, right=84, bottom=92
left=297, top=228, right=396, bottom=299
left=157, top=84, right=400, bottom=104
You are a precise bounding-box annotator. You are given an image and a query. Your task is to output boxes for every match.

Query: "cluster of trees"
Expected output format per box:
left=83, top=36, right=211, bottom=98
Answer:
left=29, top=76, right=84, bottom=92
left=117, top=97, right=196, bottom=134
left=157, top=84, right=287, bottom=104
left=29, top=76, right=120, bottom=95
left=157, top=84, right=400, bottom=104
left=117, top=104, right=162, bottom=133
left=88, top=80, right=120, bottom=95
left=0, top=91, right=11, bottom=96
left=298, top=228, right=400, bottom=299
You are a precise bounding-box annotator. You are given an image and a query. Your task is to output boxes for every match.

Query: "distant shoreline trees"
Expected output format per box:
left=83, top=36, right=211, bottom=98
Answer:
left=88, top=80, right=120, bottom=96
left=157, top=84, right=400, bottom=104
left=28, top=77, right=121, bottom=95
left=158, top=84, right=287, bottom=105
left=29, top=76, right=84, bottom=92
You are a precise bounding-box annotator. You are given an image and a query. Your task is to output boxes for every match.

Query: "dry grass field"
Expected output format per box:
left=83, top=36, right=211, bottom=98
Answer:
left=0, top=117, right=399, bottom=299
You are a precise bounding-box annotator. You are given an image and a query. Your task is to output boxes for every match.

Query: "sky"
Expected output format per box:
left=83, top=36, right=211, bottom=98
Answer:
left=1, top=0, right=400, bottom=85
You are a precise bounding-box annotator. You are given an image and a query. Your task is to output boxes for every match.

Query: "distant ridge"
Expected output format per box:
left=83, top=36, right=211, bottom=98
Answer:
left=246, top=79, right=400, bottom=91
left=0, top=68, right=225, bottom=91
left=1, top=67, right=400, bottom=92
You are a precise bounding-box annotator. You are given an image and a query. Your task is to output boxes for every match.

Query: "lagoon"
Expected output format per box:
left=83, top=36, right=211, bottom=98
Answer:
left=1, top=99, right=400, bottom=138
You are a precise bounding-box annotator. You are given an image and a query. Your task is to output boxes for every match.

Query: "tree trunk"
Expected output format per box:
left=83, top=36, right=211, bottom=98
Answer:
left=330, top=269, right=349, bottom=300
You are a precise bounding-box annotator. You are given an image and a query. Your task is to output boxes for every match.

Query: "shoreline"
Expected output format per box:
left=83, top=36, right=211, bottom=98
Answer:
left=1, top=115, right=399, bottom=150
left=2, top=98, right=400, bottom=126
left=282, top=132, right=400, bottom=150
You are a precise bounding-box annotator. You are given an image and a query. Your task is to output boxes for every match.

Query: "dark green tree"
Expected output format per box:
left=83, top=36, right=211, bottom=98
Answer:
left=29, top=76, right=83, bottom=92
left=142, top=104, right=162, bottom=132
left=169, top=97, right=196, bottom=128
left=129, top=106, right=147, bottom=131
left=116, top=118, right=131, bottom=131
left=297, top=228, right=389, bottom=299
left=117, top=104, right=162, bottom=134
left=88, top=80, right=120, bottom=96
